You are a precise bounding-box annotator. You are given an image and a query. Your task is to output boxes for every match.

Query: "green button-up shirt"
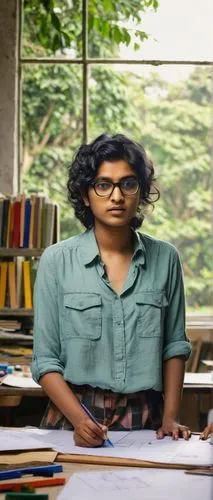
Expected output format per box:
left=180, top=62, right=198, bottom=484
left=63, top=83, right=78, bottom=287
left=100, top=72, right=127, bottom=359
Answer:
left=31, top=229, right=191, bottom=392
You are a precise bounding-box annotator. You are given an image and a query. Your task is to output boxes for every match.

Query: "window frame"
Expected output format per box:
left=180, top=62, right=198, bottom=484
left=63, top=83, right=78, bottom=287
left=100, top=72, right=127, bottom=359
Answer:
left=20, top=0, right=213, bottom=144
left=20, top=0, right=213, bottom=317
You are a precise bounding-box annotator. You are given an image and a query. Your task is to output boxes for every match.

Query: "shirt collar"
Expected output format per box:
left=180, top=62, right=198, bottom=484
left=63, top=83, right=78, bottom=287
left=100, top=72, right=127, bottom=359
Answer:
left=80, top=228, right=146, bottom=267
left=80, top=229, right=101, bottom=266
left=132, top=230, right=146, bottom=266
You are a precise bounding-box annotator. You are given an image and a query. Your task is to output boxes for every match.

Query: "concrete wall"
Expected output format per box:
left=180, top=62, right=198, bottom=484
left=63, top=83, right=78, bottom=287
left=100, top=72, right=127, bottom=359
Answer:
left=0, top=0, right=20, bottom=194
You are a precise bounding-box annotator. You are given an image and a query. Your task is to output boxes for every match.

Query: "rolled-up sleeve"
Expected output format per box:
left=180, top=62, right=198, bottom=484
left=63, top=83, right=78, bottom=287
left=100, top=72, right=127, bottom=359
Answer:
left=31, top=247, right=64, bottom=383
left=163, top=248, right=191, bottom=361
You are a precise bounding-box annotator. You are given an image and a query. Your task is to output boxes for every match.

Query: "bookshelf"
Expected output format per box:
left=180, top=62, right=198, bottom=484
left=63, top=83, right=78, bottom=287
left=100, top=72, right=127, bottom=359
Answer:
left=0, top=194, right=60, bottom=345
left=0, top=248, right=41, bottom=318
left=0, top=248, right=39, bottom=323
left=0, top=193, right=60, bottom=326
left=0, top=308, right=33, bottom=317
left=0, top=248, right=39, bottom=341
left=0, top=249, right=43, bottom=257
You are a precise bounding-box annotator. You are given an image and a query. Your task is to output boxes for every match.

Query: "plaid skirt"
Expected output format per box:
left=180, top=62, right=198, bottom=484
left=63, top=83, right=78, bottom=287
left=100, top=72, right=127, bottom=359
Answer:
left=40, top=384, right=164, bottom=431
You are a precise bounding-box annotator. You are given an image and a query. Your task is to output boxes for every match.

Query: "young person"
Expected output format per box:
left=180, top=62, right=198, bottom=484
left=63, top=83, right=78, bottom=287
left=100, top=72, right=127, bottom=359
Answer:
left=32, top=134, right=192, bottom=447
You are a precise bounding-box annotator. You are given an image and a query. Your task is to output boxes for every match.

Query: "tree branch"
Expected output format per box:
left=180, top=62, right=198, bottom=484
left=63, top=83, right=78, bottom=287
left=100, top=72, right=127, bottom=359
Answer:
left=38, top=104, right=54, bottom=135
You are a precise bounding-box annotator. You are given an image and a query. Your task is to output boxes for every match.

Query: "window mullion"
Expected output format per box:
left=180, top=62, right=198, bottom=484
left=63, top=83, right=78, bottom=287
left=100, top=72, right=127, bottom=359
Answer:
left=82, top=0, right=88, bottom=143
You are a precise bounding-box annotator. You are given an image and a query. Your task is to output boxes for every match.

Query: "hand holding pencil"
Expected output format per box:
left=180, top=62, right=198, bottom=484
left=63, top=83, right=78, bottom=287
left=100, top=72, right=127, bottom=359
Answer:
left=80, top=403, right=114, bottom=447
left=73, top=402, right=113, bottom=448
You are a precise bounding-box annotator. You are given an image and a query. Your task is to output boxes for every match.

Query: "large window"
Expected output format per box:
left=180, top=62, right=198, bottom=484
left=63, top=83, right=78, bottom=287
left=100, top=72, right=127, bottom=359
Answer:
left=21, top=0, right=212, bottom=312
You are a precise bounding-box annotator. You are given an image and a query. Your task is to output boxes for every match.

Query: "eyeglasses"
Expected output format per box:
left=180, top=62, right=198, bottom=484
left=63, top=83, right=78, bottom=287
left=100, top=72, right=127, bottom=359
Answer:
left=91, top=177, right=140, bottom=197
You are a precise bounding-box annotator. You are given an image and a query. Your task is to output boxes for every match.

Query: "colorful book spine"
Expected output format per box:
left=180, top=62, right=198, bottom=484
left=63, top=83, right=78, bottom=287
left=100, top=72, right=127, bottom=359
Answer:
left=8, top=200, right=14, bottom=248
left=8, top=261, right=18, bottom=309
left=0, top=199, right=4, bottom=247
left=37, top=196, right=45, bottom=249
left=0, top=194, right=60, bottom=249
left=13, top=200, right=21, bottom=247
left=53, top=203, right=60, bottom=244
left=16, top=256, right=24, bottom=308
left=1, top=199, right=10, bottom=247
left=0, top=262, right=8, bottom=308
left=19, top=193, right=26, bottom=248
left=45, top=202, right=55, bottom=247
left=29, top=194, right=36, bottom=249
left=6, top=200, right=12, bottom=248
left=23, top=198, right=31, bottom=248
left=23, top=260, right=32, bottom=309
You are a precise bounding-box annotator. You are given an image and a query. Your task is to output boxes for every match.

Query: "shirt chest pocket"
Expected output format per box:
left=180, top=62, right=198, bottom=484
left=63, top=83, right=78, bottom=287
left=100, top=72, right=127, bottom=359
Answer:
left=135, top=291, right=168, bottom=337
left=63, top=293, right=102, bottom=339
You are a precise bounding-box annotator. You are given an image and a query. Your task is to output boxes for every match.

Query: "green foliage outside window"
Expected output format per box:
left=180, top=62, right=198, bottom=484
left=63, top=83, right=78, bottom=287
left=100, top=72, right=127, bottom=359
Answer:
left=21, top=0, right=212, bottom=311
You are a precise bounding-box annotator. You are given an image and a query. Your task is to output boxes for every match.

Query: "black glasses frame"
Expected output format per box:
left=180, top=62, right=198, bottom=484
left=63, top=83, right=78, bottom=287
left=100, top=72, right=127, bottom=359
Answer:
left=91, top=178, right=140, bottom=197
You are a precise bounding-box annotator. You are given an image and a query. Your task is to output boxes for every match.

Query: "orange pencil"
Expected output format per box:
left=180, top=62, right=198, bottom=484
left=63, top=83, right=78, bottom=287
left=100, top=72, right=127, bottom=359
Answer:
left=0, top=476, right=66, bottom=492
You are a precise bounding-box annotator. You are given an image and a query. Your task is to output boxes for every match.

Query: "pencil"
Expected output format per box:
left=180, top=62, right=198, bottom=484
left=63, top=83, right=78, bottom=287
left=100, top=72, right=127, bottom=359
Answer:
left=80, top=402, right=114, bottom=447
left=0, top=477, right=66, bottom=492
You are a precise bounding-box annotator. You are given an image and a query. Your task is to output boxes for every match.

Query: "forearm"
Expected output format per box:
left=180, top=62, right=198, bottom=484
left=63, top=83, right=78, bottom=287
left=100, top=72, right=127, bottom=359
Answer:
left=39, top=372, right=86, bottom=427
left=162, top=356, right=185, bottom=421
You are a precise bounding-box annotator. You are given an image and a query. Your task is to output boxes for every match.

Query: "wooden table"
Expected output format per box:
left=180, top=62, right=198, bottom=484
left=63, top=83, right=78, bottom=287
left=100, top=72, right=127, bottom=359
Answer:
left=0, top=386, right=46, bottom=426
left=0, top=462, right=126, bottom=500
left=0, top=382, right=212, bottom=431
left=180, top=384, right=213, bottom=431
left=0, top=386, right=44, bottom=398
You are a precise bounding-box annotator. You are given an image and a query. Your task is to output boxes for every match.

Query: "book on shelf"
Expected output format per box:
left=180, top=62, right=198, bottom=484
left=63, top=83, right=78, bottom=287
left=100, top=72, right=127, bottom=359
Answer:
left=32, top=195, right=40, bottom=249
left=1, top=198, right=10, bottom=247
left=0, top=262, right=8, bottom=308
left=37, top=195, right=45, bottom=249
left=0, top=198, right=4, bottom=246
left=6, top=199, right=13, bottom=248
left=19, top=193, right=26, bottom=248
left=8, top=261, right=18, bottom=309
left=28, top=194, right=36, bottom=249
left=53, top=203, right=60, bottom=244
left=23, top=197, right=31, bottom=248
left=0, top=319, right=22, bottom=330
left=0, top=257, right=38, bottom=311
left=16, top=256, right=24, bottom=308
left=13, top=199, right=21, bottom=247
left=0, top=319, right=34, bottom=341
left=0, top=193, right=60, bottom=249
left=44, top=201, right=55, bottom=247
left=0, top=345, right=33, bottom=357
left=23, top=260, right=33, bottom=309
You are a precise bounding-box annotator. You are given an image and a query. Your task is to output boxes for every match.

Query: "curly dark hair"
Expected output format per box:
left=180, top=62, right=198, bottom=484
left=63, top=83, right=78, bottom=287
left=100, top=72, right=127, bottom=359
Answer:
left=67, top=133, right=160, bottom=229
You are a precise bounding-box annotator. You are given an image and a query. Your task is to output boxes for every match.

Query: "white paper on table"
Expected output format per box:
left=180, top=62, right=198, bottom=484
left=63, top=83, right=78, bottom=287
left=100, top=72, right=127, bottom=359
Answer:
left=0, top=430, right=53, bottom=451
left=184, top=372, right=213, bottom=384
left=13, top=428, right=213, bottom=466
left=57, top=469, right=212, bottom=500
left=1, top=374, right=41, bottom=388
